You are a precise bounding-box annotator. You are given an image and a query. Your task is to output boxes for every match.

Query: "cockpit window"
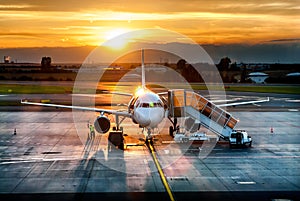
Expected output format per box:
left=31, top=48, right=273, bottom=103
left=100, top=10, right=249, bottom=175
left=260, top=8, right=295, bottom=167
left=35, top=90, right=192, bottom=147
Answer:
left=137, top=102, right=163, bottom=108
left=142, top=103, right=149, bottom=108
left=156, top=102, right=163, bottom=107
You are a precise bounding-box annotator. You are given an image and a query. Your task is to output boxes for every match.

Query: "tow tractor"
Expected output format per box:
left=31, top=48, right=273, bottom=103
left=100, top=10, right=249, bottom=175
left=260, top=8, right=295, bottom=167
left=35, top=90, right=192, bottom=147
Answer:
left=229, top=130, right=252, bottom=148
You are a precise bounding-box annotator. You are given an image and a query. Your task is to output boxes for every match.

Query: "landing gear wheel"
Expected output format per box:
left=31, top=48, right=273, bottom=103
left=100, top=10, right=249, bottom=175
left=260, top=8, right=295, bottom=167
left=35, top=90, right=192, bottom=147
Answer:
left=145, top=136, right=153, bottom=145
left=169, top=126, right=174, bottom=137
left=173, top=118, right=177, bottom=128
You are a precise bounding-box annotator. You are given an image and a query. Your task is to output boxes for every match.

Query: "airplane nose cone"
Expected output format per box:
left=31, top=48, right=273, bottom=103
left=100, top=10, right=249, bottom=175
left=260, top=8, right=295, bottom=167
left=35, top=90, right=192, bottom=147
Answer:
left=149, top=108, right=164, bottom=127
left=135, top=110, right=151, bottom=127
left=134, top=108, right=164, bottom=128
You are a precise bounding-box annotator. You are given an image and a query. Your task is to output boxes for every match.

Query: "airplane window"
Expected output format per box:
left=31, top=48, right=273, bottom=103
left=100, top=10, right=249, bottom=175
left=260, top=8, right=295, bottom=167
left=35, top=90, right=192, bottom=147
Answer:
left=158, top=102, right=163, bottom=107
left=154, top=102, right=163, bottom=107
left=141, top=103, right=149, bottom=108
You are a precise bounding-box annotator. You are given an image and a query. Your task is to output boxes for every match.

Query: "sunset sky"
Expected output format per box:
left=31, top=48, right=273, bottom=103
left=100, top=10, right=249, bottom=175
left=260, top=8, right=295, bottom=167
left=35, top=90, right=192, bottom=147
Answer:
left=1, top=0, right=300, bottom=48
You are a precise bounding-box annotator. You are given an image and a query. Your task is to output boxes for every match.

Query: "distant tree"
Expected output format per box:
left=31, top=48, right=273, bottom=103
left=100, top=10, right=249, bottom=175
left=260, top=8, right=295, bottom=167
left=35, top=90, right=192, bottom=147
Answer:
left=41, top=57, right=52, bottom=69
left=176, top=59, right=187, bottom=71
left=240, top=65, right=247, bottom=83
left=217, top=57, right=231, bottom=71
left=176, top=59, right=204, bottom=82
left=182, top=64, right=202, bottom=82
left=230, top=62, right=239, bottom=71
left=164, top=62, right=170, bottom=67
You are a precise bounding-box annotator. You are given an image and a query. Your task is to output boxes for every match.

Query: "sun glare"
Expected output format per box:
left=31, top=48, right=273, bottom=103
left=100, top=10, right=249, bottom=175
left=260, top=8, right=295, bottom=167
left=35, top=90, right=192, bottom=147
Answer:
left=105, top=28, right=129, bottom=40
left=135, top=87, right=146, bottom=97
left=103, top=28, right=131, bottom=50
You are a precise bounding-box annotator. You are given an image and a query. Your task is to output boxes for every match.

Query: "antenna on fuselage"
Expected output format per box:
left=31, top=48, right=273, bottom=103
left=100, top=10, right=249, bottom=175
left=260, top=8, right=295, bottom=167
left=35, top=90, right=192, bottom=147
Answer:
left=141, top=49, right=146, bottom=89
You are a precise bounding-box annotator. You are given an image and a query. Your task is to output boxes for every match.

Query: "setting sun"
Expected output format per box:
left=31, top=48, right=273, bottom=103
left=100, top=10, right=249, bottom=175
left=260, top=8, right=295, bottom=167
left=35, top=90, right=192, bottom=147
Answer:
left=102, top=28, right=132, bottom=50
left=104, top=28, right=131, bottom=40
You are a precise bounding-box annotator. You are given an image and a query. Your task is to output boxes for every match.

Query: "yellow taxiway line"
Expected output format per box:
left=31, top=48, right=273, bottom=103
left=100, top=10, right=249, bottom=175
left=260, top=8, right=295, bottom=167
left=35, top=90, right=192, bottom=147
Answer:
left=147, top=140, right=176, bottom=201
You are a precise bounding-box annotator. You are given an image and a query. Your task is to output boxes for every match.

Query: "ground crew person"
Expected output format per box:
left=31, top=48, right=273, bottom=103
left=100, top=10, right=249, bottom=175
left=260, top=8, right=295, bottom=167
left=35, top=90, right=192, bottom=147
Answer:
left=87, top=121, right=91, bottom=139
left=89, top=124, right=95, bottom=138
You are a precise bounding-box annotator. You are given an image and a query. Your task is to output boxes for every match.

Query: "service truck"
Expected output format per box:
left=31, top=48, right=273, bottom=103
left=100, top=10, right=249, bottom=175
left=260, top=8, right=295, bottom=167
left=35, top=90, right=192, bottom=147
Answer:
left=229, top=130, right=252, bottom=148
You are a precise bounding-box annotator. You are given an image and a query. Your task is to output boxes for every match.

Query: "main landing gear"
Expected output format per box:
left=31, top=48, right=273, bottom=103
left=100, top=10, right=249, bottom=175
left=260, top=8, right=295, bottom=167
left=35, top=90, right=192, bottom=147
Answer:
left=169, top=117, right=177, bottom=137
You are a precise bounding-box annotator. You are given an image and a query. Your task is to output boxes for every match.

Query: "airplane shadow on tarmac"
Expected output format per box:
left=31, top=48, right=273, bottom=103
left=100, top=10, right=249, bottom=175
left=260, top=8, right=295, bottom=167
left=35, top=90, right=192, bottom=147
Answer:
left=71, top=133, right=173, bottom=201
left=71, top=134, right=127, bottom=200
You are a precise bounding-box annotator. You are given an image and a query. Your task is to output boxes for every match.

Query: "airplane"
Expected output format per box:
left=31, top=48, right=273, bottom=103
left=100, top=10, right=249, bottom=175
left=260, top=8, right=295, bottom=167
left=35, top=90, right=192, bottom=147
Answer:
left=21, top=49, right=269, bottom=144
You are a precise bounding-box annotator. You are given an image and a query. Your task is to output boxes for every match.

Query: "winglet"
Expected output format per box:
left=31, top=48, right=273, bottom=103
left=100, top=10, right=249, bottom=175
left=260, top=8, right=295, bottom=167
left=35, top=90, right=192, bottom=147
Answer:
left=141, top=49, right=145, bottom=89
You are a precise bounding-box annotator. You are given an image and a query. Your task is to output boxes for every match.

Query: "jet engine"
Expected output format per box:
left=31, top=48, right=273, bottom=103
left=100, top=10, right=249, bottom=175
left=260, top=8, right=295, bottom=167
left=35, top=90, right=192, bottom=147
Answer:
left=94, top=116, right=110, bottom=134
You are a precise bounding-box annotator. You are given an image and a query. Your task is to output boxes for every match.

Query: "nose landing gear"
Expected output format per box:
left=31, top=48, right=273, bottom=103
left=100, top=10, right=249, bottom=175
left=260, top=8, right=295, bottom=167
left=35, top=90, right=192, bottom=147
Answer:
left=144, top=128, right=154, bottom=145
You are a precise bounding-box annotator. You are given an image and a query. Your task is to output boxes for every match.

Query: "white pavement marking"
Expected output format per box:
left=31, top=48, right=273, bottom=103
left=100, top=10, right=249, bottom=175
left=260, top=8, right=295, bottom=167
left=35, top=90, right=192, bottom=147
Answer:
left=286, top=99, right=300, bottom=102
left=288, top=109, right=299, bottom=112
left=237, top=181, right=256, bottom=185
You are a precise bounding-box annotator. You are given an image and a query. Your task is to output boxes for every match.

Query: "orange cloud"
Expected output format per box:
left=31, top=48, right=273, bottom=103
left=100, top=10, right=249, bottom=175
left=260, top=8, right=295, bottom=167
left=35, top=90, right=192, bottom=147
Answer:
left=0, top=1, right=299, bottom=47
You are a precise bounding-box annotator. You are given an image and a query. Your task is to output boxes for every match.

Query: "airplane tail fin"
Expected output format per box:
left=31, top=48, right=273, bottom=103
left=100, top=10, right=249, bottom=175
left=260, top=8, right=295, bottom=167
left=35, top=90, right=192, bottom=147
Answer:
left=141, top=49, right=145, bottom=89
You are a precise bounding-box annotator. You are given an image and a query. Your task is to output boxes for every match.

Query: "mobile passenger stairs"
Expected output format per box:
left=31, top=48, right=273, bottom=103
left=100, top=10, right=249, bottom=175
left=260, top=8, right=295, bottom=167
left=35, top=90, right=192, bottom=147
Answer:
left=167, top=89, right=252, bottom=147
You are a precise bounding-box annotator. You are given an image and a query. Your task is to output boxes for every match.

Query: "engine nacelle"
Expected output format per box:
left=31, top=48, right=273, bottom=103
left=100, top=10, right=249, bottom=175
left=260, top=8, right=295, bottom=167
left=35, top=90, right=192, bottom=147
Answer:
left=94, top=116, right=110, bottom=134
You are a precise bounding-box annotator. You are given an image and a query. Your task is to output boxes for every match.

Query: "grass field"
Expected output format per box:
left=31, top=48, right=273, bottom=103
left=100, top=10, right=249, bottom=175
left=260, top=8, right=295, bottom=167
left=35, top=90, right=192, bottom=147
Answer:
left=0, top=84, right=73, bottom=94
left=222, top=85, right=300, bottom=94
left=192, top=85, right=300, bottom=94
left=0, top=83, right=299, bottom=95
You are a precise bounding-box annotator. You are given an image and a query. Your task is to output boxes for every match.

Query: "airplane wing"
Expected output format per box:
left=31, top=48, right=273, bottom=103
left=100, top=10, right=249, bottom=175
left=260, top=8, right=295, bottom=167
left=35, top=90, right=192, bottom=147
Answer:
left=71, top=91, right=133, bottom=97
left=21, top=100, right=131, bottom=117
left=109, top=91, right=133, bottom=97
left=217, top=97, right=269, bottom=107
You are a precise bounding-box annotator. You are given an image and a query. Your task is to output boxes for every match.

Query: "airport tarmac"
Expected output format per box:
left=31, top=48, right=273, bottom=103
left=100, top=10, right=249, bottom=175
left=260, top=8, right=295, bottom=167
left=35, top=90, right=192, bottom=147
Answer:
left=0, top=81, right=300, bottom=200
left=0, top=108, right=299, bottom=200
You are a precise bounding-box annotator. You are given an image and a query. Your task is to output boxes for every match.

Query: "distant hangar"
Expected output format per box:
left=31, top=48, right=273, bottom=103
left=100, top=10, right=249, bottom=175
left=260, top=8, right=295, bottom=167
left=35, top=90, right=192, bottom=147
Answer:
left=248, top=72, right=269, bottom=83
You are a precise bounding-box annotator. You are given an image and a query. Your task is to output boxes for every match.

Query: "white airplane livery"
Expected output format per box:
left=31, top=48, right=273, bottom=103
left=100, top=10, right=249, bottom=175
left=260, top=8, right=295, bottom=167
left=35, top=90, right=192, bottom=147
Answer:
left=21, top=49, right=269, bottom=141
